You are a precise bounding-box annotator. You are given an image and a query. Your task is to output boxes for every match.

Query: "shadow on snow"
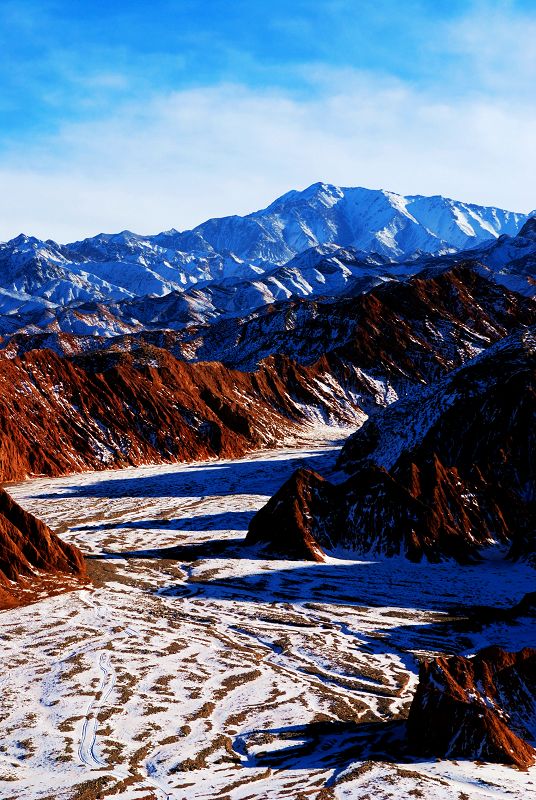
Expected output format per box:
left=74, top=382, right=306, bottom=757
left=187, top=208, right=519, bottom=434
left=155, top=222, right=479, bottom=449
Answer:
left=74, top=510, right=256, bottom=533
left=233, top=718, right=413, bottom=776
left=31, top=449, right=338, bottom=501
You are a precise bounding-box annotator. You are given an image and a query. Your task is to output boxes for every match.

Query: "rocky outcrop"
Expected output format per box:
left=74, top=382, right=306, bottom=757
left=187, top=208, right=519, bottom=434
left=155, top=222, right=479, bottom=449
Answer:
left=246, top=329, right=536, bottom=562
left=407, top=647, right=536, bottom=769
left=246, top=460, right=496, bottom=563
left=246, top=468, right=335, bottom=561
left=0, top=345, right=363, bottom=483
left=0, top=488, right=86, bottom=609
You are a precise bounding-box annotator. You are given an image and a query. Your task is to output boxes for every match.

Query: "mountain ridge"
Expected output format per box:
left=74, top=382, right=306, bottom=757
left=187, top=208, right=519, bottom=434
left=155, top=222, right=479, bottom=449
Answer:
left=1, top=266, right=534, bottom=488
left=0, top=183, right=529, bottom=328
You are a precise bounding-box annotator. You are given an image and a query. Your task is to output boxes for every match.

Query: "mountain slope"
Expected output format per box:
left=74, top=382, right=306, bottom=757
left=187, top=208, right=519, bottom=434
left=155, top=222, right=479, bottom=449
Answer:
left=2, top=216, right=534, bottom=345
left=182, top=183, right=525, bottom=262
left=0, top=345, right=363, bottom=483
left=246, top=328, right=536, bottom=563
left=1, top=267, right=534, bottom=492
left=5, top=263, right=535, bottom=382
left=407, top=647, right=536, bottom=769
left=398, top=215, right=536, bottom=298
left=186, top=262, right=536, bottom=371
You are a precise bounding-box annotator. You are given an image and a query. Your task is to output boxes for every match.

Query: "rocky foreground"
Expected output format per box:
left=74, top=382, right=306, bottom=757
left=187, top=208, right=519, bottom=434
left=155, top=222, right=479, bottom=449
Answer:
left=408, top=646, right=536, bottom=770
left=2, top=442, right=535, bottom=800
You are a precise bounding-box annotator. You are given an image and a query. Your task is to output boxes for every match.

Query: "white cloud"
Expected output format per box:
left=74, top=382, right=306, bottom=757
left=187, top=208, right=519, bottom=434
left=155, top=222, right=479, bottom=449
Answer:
left=444, top=1, right=536, bottom=97
left=1, top=71, right=535, bottom=241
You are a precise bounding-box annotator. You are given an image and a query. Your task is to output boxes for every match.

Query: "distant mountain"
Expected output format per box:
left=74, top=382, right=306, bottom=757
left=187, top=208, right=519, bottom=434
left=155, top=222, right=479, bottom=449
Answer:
left=226, top=183, right=526, bottom=260
left=4, top=263, right=535, bottom=390
left=246, top=327, right=536, bottom=563
left=173, top=182, right=525, bottom=263
left=0, top=184, right=528, bottom=327
left=2, top=219, right=536, bottom=351
left=0, top=245, right=398, bottom=340
left=467, top=215, right=536, bottom=295
left=399, top=214, right=536, bottom=298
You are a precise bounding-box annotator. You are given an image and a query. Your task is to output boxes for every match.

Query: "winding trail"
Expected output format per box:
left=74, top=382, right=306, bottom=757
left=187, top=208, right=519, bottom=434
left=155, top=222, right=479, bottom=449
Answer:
left=78, top=651, right=115, bottom=769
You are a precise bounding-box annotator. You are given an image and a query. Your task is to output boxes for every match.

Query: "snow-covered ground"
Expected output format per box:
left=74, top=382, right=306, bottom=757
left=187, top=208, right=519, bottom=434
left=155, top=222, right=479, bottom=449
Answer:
left=2, top=429, right=535, bottom=800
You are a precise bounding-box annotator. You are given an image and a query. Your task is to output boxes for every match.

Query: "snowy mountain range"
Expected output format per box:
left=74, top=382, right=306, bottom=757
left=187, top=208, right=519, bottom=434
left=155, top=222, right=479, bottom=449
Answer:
left=0, top=184, right=530, bottom=324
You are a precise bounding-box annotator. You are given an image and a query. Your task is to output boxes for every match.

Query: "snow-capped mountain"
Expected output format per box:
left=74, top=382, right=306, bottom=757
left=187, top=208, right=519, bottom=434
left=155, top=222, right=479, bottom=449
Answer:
left=467, top=215, right=536, bottom=295
left=212, top=183, right=525, bottom=261
left=0, top=232, right=247, bottom=313
left=58, top=183, right=531, bottom=270
left=0, top=242, right=418, bottom=339
left=0, top=184, right=528, bottom=323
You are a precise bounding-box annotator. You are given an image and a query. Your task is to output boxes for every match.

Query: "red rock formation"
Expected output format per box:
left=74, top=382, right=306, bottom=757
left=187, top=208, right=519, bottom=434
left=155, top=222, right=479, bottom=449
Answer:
left=247, top=329, right=536, bottom=562
left=407, top=647, right=536, bottom=770
left=246, top=459, right=495, bottom=563
left=0, top=346, right=360, bottom=483
left=193, top=263, right=536, bottom=375
left=0, top=266, right=534, bottom=490
left=246, top=468, right=334, bottom=561
left=0, top=488, right=86, bottom=609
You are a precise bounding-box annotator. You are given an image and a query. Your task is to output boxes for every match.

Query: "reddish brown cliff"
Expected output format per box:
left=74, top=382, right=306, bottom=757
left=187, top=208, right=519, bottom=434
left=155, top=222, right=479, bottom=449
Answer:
left=0, top=346, right=361, bottom=483
left=246, top=468, right=335, bottom=561
left=0, top=488, right=86, bottom=609
left=407, top=647, right=536, bottom=769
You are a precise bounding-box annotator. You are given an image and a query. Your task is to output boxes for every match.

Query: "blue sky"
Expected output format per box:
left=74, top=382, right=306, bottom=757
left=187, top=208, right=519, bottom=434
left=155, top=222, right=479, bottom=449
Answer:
left=0, top=1, right=535, bottom=239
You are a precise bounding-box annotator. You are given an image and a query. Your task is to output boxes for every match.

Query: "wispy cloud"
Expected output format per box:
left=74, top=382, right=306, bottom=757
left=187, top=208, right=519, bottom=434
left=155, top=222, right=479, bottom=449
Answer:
left=444, top=1, right=536, bottom=96
left=1, top=69, right=534, bottom=241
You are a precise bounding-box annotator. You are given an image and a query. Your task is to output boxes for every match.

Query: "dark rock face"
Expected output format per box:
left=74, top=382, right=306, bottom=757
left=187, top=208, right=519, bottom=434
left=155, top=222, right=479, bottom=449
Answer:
left=246, top=460, right=495, bottom=563
left=407, top=647, right=536, bottom=770
left=0, top=488, right=86, bottom=608
left=338, top=328, right=536, bottom=562
left=246, top=468, right=335, bottom=561
left=247, top=329, right=536, bottom=563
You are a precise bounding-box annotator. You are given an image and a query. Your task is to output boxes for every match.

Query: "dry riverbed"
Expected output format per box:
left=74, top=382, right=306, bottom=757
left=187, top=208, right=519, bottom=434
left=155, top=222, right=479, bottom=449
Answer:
left=1, top=428, right=535, bottom=799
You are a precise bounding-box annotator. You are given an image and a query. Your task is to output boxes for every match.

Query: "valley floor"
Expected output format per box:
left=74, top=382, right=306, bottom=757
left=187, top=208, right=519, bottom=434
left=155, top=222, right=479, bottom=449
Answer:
left=1, top=428, right=535, bottom=800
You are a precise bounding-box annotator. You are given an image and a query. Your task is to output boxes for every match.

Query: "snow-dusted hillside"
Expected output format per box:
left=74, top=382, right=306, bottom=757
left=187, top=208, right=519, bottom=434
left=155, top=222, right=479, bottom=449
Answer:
left=245, top=327, right=536, bottom=564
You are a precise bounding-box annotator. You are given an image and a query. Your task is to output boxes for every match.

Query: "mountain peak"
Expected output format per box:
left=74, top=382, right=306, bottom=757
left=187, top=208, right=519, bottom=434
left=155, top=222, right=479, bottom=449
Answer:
left=9, top=233, right=34, bottom=246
